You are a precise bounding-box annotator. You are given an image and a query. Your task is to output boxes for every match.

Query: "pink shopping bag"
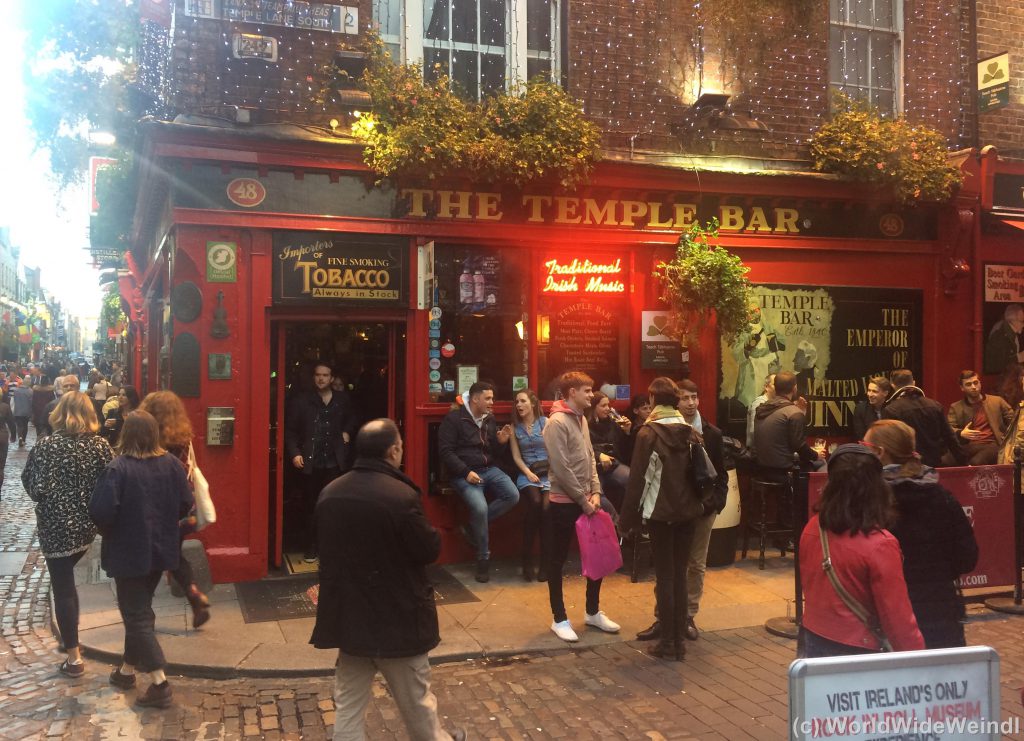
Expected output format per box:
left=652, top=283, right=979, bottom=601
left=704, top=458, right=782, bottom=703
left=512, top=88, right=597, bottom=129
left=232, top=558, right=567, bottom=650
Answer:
left=575, top=510, right=623, bottom=580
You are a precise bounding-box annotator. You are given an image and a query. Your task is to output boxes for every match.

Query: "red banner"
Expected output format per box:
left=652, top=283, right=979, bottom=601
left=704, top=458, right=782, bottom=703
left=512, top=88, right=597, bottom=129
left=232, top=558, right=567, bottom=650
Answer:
left=809, top=465, right=1016, bottom=593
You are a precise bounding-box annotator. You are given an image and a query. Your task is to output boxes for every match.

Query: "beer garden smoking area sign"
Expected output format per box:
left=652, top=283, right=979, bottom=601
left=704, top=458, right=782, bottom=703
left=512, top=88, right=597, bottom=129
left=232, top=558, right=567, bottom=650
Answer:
left=978, top=52, right=1010, bottom=113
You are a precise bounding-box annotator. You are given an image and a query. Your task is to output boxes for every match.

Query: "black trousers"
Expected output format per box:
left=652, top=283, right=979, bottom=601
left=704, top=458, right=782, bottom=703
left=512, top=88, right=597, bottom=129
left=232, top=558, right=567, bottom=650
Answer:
left=648, top=519, right=696, bottom=643
left=304, top=466, right=340, bottom=553
left=545, top=502, right=601, bottom=622
left=115, top=571, right=166, bottom=672
left=15, top=417, right=28, bottom=444
left=521, top=486, right=549, bottom=568
left=46, top=550, right=87, bottom=650
left=0, top=437, right=8, bottom=489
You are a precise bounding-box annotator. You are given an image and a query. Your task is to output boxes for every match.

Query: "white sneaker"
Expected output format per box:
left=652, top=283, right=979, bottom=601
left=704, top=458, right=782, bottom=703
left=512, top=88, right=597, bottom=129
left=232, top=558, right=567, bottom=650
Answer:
left=585, top=611, right=620, bottom=633
left=550, top=620, right=579, bottom=642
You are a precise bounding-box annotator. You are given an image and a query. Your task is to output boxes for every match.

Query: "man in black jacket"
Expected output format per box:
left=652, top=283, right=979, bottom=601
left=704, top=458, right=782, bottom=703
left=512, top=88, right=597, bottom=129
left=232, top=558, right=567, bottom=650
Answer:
left=438, top=381, right=517, bottom=582
left=310, top=419, right=464, bottom=741
left=753, top=371, right=820, bottom=476
left=883, top=369, right=965, bottom=468
left=285, top=361, right=357, bottom=562
left=636, top=379, right=728, bottom=644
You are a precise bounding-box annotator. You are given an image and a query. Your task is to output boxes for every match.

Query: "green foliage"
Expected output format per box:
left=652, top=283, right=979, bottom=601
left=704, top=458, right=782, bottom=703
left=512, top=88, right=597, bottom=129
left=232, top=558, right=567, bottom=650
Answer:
left=356, top=35, right=601, bottom=189
left=100, top=289, right=126, bottom=332
left=90, top=154, right=136, bottom=252
left=21, top=0, right=139, bottom=187
left=654, top=220, right=754, bottom=346
left=809, top=93, right=963, bottom=204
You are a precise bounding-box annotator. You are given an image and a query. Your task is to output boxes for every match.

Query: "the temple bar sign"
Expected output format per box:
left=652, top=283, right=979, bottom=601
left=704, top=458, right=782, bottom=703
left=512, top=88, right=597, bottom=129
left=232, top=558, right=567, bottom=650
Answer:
left=272, top=232, right=407, bottom=305
left=401, top=189, right=802, bottom=232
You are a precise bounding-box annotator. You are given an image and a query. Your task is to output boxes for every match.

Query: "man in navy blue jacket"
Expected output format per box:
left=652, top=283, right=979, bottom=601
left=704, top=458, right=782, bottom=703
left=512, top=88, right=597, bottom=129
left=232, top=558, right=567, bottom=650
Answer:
left=438, top=381, right=518, bottom=582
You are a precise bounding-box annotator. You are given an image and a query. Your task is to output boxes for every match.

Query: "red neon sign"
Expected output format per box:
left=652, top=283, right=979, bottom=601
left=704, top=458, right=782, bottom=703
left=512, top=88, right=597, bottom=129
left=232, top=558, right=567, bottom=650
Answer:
left=542, top=257, right=626, bottom=294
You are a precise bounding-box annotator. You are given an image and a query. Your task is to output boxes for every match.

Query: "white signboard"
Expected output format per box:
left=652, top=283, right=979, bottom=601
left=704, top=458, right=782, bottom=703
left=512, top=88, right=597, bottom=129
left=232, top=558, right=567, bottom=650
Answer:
left=984, top=264, right=1024, bottom=302
left=789, top=647, right=1004, bottom=739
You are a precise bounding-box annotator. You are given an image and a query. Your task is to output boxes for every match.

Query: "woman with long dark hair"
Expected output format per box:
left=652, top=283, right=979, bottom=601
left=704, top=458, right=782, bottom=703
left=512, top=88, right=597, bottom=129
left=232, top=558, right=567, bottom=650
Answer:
left=23, top=392, right=113, bottom=678
left=508, top=389, right=550, bottom=581
left=90, top=411, right=194, bottom=708
left=139, top=390, right=211, bottom=628
left=103, top=385, right=140, bottom=443
left=799, top=444, right=924, bottom=657
left=585, top=391, right=631, bottom=511
left=864, top=420, right=977, bottom=648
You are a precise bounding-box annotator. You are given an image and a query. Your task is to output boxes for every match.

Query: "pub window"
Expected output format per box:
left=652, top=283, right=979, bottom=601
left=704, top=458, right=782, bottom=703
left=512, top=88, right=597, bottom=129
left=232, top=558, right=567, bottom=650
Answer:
left=430, top=244, right=528, bottom=402
left=829, top=0, right=902, bottom=115
left=373, top=0, right=561, bottom=100
left=536, top=252, right=630, bottom=400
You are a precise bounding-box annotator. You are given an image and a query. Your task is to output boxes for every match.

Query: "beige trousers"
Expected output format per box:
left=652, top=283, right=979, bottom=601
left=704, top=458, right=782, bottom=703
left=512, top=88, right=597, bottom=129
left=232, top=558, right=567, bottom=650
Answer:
left=687, top=511, right=717, bottom=617
left=332, top=651, right=451, bottom=741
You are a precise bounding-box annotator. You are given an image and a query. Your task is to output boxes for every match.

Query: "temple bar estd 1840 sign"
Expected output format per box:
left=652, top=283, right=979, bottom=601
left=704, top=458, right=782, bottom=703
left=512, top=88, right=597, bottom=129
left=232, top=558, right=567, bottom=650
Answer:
left=272, top=232, right=407, bottom=306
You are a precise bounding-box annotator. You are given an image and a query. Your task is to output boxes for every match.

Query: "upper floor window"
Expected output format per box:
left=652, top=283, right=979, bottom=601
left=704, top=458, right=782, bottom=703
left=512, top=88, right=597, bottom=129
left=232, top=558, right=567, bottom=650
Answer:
left=373, top=0, right=560, bottom=101
left=829, top=0, right=902, bottom=115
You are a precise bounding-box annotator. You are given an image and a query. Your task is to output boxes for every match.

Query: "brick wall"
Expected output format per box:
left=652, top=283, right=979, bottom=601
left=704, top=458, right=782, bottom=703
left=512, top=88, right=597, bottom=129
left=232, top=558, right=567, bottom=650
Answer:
left=974, top=0, right=1024, bottom=159
left=162, top=0, right=372, bottom=126
left=151, top=0, right=968, bottom=158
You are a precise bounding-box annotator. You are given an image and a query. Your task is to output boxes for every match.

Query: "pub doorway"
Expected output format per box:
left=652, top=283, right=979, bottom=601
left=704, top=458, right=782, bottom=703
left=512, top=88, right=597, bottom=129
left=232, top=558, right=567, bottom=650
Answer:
left=268, top=318, right=406, bottom=571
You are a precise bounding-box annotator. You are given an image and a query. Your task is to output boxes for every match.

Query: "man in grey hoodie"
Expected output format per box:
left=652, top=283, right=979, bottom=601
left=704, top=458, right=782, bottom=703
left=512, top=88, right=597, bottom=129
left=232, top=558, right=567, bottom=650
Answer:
left=542, top=371, right=621, bottom=642
left=11, top=377, right=33, bottom=447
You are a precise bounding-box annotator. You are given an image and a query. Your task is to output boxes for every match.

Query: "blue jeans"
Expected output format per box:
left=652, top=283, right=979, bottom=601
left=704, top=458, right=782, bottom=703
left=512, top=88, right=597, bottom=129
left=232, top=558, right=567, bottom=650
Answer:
left=451, top=466, right=520, bottom=560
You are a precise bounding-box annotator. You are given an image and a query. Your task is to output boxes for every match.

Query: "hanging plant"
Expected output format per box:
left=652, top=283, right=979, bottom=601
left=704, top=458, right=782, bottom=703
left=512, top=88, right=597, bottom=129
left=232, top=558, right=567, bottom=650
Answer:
left=352, top=34, right=601, bottom=189
left=809, top=92, right=962, bottom=204
left=654, top=219, right=753, bottom=346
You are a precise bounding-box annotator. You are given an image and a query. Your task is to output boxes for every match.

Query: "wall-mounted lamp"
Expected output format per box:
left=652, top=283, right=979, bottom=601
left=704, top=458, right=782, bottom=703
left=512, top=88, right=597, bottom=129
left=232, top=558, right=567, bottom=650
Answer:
left=942, top=258, right=971, bottom=297
left=690, top=93, right=769, bottom=132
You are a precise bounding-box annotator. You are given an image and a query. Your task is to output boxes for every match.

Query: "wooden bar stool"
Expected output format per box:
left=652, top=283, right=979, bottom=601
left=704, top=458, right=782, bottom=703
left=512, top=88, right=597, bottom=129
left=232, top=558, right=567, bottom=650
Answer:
left=741, top=476, right=792, bottom=570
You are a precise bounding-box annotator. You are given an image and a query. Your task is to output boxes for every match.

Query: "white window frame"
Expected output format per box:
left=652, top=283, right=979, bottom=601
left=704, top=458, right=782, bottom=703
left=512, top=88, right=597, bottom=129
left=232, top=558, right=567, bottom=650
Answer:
left=372, top=0, right=560, bottom=96
left=828, top=0, right=903, bottom=115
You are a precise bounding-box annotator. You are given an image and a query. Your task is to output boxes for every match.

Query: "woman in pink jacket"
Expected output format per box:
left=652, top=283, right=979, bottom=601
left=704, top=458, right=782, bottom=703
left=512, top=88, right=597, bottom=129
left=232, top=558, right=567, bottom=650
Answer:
left=799, top=443, right=925, bottom=657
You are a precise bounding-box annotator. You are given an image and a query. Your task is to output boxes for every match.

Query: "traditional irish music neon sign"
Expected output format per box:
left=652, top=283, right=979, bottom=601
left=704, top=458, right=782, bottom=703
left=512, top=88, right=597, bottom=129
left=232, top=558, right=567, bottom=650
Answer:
left=542, top=257, right=627, bottom=294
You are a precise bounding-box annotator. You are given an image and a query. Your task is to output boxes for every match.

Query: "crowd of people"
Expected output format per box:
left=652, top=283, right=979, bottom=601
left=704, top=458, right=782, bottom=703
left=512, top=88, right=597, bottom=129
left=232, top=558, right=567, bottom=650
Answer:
left=12, top=361, right=207, bottom=709
left=9, top=354, right=1010, bottom=734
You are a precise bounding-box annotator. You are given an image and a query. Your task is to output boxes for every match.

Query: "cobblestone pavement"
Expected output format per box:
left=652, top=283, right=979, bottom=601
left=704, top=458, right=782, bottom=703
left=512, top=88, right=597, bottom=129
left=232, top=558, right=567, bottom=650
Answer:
left=2, top=431, right=1024, bottom=740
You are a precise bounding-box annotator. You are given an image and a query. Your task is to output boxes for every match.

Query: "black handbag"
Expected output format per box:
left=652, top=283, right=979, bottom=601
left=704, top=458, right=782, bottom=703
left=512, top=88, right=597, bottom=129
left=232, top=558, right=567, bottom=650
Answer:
left=528, top=459, right=549, bottom=477
left=690, top=441, right=717, bottom=487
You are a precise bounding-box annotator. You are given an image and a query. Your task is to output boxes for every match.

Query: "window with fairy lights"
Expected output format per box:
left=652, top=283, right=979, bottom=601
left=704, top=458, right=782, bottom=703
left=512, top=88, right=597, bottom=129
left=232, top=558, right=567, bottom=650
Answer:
left=373, top=0, right=560, bottom=99
left=828, top=0, right=903, bottom=115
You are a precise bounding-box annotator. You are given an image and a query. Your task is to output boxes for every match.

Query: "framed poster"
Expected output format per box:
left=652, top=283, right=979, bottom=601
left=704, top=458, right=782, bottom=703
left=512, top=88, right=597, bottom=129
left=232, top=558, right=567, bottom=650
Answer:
left=981, top=263, right=1024, bottom=376
left=717, top=285, right=923, bottom=440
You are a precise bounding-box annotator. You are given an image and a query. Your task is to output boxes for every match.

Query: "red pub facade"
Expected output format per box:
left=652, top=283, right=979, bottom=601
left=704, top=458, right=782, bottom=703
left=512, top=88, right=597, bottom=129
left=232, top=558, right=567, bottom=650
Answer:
left=120, top=118, right=984, bottom=583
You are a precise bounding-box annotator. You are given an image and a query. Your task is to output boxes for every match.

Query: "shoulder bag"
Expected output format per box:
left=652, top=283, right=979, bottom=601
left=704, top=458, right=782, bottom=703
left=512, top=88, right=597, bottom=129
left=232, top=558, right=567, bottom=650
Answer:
left=188, top=442, right=217, bottom=530
left=818, top=522, right=893, bottom=652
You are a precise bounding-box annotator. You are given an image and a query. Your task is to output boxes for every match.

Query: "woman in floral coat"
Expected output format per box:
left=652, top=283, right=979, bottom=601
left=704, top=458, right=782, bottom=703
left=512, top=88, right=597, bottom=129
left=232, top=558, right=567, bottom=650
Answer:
left=22, top=391, right=113, bottom=678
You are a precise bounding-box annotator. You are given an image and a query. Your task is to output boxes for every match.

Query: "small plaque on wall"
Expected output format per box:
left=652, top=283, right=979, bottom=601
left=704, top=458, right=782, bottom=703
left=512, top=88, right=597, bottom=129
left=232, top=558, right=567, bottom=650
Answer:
left=208, top=353, right=232, bottom=379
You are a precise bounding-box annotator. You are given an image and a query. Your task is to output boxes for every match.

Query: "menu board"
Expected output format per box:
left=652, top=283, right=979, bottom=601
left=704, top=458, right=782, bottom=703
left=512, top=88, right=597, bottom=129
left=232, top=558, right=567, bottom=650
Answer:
left=547, top=301, right=620, bottom=385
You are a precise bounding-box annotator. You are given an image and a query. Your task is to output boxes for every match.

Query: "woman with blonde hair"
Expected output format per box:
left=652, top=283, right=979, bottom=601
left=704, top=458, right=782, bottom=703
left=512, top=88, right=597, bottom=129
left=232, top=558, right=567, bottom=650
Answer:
left=89, top=410, right=193, bottom=708
left=138, top=390, right=210, bottom=628
left=22, top=391, right=113, bottom=678
left=863, top=420, right=978, bottom=648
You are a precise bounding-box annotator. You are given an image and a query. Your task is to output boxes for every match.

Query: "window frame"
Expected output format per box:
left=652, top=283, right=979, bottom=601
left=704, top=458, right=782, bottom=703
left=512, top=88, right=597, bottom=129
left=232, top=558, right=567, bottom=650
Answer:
left=828, top=0, right=903, bottom=116
left=373, top=0, right=561, bottom=99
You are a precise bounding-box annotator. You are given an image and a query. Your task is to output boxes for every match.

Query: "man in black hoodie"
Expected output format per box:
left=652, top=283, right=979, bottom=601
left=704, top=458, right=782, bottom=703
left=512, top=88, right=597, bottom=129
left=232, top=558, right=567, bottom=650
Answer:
left=883, top=369, right=965, bottom=468
left=753, top=371, right=820, bottom=477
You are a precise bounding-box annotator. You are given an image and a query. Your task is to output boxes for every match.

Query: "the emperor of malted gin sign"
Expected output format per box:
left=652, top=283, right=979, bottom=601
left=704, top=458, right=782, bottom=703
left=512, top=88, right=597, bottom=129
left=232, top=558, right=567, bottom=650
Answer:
left=272, top=232, right=407, bottom=306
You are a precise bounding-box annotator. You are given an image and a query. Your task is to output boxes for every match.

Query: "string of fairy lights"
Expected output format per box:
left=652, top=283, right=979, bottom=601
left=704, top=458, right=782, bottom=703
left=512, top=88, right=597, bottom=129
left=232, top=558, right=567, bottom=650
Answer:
left=137, top=1, right=978, bottom=153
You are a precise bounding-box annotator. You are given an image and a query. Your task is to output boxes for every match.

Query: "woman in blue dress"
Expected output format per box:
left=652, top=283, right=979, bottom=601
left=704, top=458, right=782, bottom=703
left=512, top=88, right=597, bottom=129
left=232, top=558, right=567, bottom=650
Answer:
left=509, top=389, right=550, bottom=582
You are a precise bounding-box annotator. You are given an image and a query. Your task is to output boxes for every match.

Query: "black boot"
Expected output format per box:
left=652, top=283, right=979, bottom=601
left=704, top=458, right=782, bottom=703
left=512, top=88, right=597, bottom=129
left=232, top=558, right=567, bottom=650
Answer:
left=647, top=637, right=676, bottom=659
left=475, top=559, right=490, bottom=583
left=521, top=555, right=535, bottom=582
left=636, top=620, right=661, bottom=641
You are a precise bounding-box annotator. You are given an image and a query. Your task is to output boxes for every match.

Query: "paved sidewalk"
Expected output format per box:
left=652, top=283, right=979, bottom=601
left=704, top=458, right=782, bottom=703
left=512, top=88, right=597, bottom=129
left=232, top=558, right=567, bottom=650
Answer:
left=73, top=541, right=798, bottom=676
